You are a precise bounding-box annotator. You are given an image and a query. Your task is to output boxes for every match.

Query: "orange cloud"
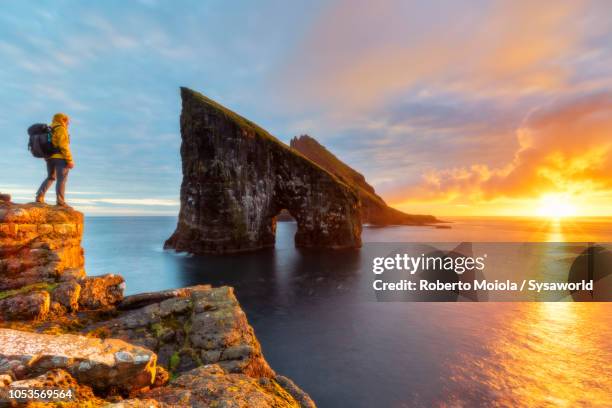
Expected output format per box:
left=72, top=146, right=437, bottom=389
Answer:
left=279, top=0, right=595, bottom=112
left=404, top=93, right=612, bottom=208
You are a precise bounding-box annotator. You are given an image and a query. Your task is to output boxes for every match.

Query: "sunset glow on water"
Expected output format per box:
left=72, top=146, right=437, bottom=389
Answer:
left=365, top=216, right=612, bottom=243
left=83, top=217, right=612, bottom=407
left=443, top=302, right=612, bottom=407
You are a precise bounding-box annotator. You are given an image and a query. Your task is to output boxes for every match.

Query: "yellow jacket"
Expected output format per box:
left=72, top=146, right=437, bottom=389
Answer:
left=49, top=114, right=73, bottom=163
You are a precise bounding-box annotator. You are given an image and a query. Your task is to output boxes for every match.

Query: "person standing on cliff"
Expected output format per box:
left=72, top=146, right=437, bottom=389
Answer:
left=35, top=113, right=74, bottom=207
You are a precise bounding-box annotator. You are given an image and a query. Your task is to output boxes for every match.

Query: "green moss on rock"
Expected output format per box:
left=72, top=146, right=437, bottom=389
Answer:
left=169, top=351, right=181, bottom=372
left=0, top=282, right=58, bottom=300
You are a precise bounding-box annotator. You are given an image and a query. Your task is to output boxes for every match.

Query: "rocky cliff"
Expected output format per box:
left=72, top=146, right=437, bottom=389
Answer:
left=290, top=135, right=438, bottom=226
left=0, top=203, right=85, bottom=291
left=165, top=87, right=362, bottom=255
left=0, top=200, right=315, bottom=407
left=0, top=202, right=124, bottom=320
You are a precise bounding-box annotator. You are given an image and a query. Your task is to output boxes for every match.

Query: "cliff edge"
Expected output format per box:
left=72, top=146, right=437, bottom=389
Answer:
left=0, top=201, right=123, bottom=320
left=0, top=199, right=315, bottom=407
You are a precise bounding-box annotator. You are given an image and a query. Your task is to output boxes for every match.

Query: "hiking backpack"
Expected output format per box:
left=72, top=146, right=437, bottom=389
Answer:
left=27, top=123, right=60, bottom=158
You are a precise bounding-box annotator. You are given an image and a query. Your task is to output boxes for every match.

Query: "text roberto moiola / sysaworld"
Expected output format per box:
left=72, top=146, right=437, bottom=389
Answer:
left=371, top=253, right=593, bottom=293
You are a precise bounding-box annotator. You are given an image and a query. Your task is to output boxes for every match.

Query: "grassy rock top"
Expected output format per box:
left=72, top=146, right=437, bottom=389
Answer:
left=181, top=87, right=285, bottom=147
left=86, top=285, right=275, bottom=380
left=179, top=87, right=351, bottom=191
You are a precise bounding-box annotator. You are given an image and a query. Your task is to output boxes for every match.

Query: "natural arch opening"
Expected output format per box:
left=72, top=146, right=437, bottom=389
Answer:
left=272, top=209, right=297, bottom=247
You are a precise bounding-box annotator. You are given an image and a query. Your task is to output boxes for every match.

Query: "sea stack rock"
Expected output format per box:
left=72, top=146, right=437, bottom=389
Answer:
left=165, top=87, right=362, bottom=255
left=290, top=135, right=439, bottom=226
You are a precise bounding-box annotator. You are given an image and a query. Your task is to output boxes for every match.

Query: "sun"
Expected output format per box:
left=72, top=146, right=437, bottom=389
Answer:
left=535, top=193, right=577, bottom=218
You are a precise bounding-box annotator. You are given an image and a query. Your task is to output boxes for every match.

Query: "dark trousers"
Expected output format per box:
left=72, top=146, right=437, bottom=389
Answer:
left=36, top=159, right=69, bottom=205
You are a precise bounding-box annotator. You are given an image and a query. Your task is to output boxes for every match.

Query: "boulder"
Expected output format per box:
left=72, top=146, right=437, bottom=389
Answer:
left=0, top=290, right=50, bottom=321
left=164, top=87, right=361, bottom=255
left=78, top=274, right=125, bottom=310
left=84, top=286, right=274, bottom=379
left=0, top=329, right=157, bottom=394
left=5, top=369, right=103, bottom=405
left=118, top=286, right=203, bottom=311
left=52, top=280, right=81, bottom=311
left=141, top=364, right=311, bottom=408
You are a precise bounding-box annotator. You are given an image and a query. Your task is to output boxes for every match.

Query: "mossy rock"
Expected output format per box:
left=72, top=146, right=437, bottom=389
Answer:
left=0, top=282, right=58, bottom=300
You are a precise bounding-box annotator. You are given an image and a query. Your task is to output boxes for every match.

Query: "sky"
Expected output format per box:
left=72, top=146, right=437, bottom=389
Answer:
left=1, top=0, right=611, bottom=216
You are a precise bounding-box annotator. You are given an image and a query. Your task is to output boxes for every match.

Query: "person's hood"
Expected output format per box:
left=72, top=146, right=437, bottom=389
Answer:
left=51, top=112, right=69, bottom=128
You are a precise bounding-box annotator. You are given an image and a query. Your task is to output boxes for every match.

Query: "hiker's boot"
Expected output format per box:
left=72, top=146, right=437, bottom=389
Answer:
left=35, top=196, right=45, bottom=204
left=56, top=202, right=72, bottom=209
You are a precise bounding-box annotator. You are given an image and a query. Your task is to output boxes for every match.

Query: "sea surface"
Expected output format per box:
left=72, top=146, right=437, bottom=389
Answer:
left=82, top=217, right=612, bottom=407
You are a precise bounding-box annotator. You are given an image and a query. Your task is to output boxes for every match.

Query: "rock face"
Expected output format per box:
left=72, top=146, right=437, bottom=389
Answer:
left=0, top=202, right=125, bottom=320
left=78, top=274, right=125, bottom=309
left=290, top=135, right=438, bottom=226
left=0, top=328, right=156, bottom=394
left=142, top=364, right=315, bottom=408
left=85, top=285, right=274, bottom=379
left=0, top=285, right=316, bottom=407
left=0, top=198, right=315, bottom=406
left=0, top=202, right=85, bottom=291
left=0, top=289, right=50, bottom=320
left=165, top=87, right=362, bottom=255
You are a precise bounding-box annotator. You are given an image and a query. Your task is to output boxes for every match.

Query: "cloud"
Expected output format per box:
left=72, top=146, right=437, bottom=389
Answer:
left=272, top=0, right=612, bottom=216
left=32, top=84, right=90, bottom=111
left=4, top=1, right=612, bottom=217
left=91, top=198, right=179, bottom=206
left=2, top=183, right=178, bottom=213
left=0, top=186, right=104, bottom=196
left=402, top=92, right=612, bottom=204
left=43, top=197, right=179, bottom=207
left=71, top=206, right=176, bottom=216
left=277, top=0, right=609, bottom=113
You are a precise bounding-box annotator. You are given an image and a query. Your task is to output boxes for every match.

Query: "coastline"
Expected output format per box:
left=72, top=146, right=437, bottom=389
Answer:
left=0, top=200, right=315, bottom=407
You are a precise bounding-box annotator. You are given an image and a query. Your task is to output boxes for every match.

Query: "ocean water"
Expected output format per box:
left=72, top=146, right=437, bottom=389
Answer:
left=82, top=217, right=612, bottom=407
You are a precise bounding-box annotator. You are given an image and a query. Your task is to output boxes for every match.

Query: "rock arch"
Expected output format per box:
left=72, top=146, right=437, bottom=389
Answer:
left=164, top=88, right=362, bottom=255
